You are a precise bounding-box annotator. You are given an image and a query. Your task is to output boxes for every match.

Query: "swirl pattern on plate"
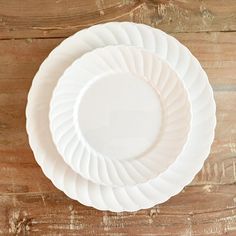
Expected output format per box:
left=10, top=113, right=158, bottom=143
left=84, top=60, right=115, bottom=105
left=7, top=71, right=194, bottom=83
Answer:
left=49, top=45, right=191, bottom=186
left=26, top=22, right=216, bottom=212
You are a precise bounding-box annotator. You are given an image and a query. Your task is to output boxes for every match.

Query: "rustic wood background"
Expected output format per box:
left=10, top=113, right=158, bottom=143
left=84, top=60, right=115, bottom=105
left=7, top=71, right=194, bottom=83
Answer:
left=0, top=0, right=236, bottom=235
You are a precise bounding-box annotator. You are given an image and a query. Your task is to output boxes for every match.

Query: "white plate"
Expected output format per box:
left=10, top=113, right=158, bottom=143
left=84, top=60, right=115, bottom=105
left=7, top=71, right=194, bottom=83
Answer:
left=26, top=22, right=216, bottom=212
left=49, top=45, right=191, bottom=186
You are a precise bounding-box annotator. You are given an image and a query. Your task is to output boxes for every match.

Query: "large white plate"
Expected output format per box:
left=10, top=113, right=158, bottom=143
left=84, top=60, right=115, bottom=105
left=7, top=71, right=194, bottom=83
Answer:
left=49, top=45, right=191, bottom=187
left=26, top=22, right=216, bottom=212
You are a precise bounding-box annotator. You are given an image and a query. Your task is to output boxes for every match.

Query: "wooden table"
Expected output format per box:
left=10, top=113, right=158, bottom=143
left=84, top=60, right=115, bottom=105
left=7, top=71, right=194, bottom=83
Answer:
left=0, top=1, right=235, bottom=235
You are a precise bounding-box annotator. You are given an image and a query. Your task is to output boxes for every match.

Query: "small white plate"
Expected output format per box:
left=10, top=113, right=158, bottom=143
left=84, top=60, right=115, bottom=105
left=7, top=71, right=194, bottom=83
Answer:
left=49, top=45, right=191, bottom=186
left=26, top=22, right=216, bottom=212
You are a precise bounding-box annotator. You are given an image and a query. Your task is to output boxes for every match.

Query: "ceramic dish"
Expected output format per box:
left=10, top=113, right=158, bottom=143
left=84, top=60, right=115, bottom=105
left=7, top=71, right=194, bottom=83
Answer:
left=26, top=22, right=216, bottom=212
left=49, top=45, right=191, bottom=186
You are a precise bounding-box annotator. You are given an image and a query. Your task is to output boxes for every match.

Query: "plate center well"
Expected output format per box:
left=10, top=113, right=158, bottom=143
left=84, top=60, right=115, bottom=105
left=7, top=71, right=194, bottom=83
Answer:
left=74, top=71, right=162, bottom=161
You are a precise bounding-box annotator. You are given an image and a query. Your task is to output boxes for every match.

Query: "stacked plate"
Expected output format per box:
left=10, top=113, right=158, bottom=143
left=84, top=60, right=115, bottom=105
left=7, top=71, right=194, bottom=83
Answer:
left=26, top=22, right=216, bottom=212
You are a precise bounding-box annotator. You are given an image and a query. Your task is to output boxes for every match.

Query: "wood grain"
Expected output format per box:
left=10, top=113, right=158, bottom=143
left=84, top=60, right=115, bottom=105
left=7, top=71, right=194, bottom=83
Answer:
left=0, top=0, right=236, bottom=39
left=0, top=185, right=235, bottom=235
left=139, top=0, right=236, bottom=33
left=0, top=0, right=235, bottom=235
left=0, top=0, right=141, bottom=39
left=0, top=32, right=235, bottom=235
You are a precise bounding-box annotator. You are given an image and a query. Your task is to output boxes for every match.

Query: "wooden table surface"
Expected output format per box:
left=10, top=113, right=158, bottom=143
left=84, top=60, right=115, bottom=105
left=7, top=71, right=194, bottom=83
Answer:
left=0, top=0, right=236, bottom=235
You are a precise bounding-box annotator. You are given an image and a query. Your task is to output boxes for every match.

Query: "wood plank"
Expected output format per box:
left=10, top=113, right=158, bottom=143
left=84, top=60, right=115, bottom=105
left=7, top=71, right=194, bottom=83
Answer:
left=0, top=0, right=236, bottom=39
left=139, top=0, right=236, bottom=33
left=173, top=32, right=236, bottom=90
left=0, top=32, right=235, bottom=88
left=192, top=91, right=236, bottom=185
left=0, top=38, right=60, bottom=80
left=0, top=185, right=235, bottom=235
left=0, top=0, right=141, bottom=39
left=0, top=151, right=45, bottom=192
